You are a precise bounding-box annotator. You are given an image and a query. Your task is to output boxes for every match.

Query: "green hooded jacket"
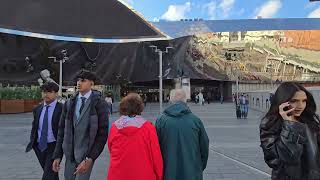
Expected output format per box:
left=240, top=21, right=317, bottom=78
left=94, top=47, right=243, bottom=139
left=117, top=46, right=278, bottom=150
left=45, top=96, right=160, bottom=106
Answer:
left=155, top=102, right=209, bottom=180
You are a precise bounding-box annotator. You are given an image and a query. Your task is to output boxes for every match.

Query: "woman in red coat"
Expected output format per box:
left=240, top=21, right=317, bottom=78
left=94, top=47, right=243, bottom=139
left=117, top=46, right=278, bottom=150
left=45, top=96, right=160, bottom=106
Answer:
left=107, top=93, right=163, bottom=180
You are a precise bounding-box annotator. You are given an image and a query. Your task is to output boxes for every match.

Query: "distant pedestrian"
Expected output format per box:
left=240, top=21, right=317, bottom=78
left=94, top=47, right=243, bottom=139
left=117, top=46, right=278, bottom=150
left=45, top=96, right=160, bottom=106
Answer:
left=244, top=94, right=249, bottom=118
left=105, top=93, right=113, bottom=115
left=198, top=92, right=205, bottom=105
left=143, top=94, right=147, bottom=106
left=220, top=95, right=224, bottom=104
left=240, top=94, right=247, bottom=118
left=233, top=93, right=238, bottom=106
left=166, top=94, right=170, bottom=102
left=207, top=92, right=211, bottom=104
left=195, top=93, right=199, bottom=104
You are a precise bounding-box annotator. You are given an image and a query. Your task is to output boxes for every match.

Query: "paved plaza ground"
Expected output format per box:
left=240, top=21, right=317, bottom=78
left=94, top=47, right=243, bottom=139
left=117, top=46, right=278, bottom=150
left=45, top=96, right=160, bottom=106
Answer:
left=0, top=102, right=272, bottom=180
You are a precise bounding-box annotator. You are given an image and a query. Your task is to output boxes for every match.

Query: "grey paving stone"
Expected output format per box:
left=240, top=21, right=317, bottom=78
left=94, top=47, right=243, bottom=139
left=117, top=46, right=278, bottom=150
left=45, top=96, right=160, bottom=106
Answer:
left=0, top=103, right=272, bottom=180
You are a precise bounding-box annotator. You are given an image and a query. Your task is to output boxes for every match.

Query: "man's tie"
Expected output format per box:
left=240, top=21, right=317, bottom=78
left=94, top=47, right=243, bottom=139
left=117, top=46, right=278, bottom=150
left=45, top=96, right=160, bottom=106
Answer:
left=79, top=97, right=86, bottom=115
left=38, top=105, right=49, bottom=152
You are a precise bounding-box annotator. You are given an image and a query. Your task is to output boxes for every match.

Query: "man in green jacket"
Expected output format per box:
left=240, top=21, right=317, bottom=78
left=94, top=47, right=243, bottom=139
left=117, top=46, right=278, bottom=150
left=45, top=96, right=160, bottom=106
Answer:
left=156, top=89, right=209, bottom=180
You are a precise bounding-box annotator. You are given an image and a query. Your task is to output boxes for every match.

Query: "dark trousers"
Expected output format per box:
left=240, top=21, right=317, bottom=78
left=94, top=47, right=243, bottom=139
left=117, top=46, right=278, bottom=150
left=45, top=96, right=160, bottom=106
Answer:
left=34, top=142, right=59, bottom=180
left=107, top=103, right=113, bottom=115
left=64, top=159, right=94, bottom=180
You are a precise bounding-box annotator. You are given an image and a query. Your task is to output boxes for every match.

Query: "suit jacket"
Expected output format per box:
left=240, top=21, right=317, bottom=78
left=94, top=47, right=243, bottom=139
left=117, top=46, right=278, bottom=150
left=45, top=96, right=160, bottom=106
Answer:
left=26, top=101, right=63, bottom=153
left=73, top=96, right=92, bottom=163
left=53, top=90, right=109, bottom=161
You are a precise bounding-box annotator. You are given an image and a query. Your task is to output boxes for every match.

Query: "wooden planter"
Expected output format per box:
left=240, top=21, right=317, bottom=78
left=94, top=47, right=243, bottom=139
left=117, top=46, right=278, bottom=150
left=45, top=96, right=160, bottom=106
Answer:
left=24, top=100, right=42, bottom=112
left=0, top=99, right=41, bottom=114
left=0, top=100, right=25, bottom=114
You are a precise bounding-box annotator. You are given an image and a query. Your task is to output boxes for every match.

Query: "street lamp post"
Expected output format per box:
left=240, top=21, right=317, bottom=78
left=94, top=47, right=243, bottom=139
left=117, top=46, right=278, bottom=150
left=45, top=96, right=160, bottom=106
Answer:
left=270, top=70, right=273, bottom=89
left=150, top=45, right=173, bottom=113
left=48, top=49, right=69, bottom=96
left=236, top=73, right=239, bottom=101
left=232, top=62, right=240, bottom=102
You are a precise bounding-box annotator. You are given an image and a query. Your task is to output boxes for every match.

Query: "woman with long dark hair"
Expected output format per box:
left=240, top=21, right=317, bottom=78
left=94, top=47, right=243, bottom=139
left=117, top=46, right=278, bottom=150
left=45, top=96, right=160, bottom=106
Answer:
left=260, top=82, right=320, bottom=180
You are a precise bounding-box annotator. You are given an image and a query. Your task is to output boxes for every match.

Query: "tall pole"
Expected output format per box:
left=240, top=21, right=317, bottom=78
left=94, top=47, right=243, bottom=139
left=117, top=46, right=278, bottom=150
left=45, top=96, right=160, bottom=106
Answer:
left=50, top=50, right=68, bottom=97
left=59, top=60, right=63, bottom=96
left=236, top=73, right=239, bottom=101
left=159, top=50, right=163, bottom=113
left=270, top=69, right=273, bottom=90
left=150, top=45, right=172, bottom=114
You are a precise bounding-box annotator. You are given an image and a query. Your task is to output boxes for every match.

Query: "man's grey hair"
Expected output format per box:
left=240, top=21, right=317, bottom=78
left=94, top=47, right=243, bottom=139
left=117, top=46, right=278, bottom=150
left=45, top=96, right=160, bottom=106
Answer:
left=170, top=89, right=187, bottom=103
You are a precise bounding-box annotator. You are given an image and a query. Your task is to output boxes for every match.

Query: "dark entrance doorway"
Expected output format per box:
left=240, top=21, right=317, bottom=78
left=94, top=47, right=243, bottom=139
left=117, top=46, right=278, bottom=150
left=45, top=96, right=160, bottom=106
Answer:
left=120, top=79, right=175, bottom=102
left=190, top=79, right=232, bottom=103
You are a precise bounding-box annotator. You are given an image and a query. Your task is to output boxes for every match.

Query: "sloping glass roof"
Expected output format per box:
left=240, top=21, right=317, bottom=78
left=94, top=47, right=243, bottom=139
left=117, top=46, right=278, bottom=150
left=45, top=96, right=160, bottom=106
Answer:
left=153, top=18, right=320, bottom=38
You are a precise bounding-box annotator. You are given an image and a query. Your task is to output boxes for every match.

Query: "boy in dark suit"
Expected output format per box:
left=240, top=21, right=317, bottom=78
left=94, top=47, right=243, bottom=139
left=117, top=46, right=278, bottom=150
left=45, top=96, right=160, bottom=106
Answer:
left=26, top=82, right=62, bottom=180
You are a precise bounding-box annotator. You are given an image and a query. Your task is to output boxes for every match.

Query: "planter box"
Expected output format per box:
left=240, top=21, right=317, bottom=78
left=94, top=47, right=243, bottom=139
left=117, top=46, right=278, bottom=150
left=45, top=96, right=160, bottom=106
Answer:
left=24, top=100, right=42, bottom=112
left=0, top=100, right=25, bottom=114
left=0, top=99, right=41, bottom=114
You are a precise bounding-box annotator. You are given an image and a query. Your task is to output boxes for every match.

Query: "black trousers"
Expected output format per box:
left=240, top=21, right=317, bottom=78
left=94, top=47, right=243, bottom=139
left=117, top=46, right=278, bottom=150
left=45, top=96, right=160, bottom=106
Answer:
left=34, top=142, right=59, bottom=180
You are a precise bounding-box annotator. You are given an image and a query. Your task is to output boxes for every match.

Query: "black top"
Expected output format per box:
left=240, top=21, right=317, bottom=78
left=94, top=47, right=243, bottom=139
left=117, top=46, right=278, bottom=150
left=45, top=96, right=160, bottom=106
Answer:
left=0, top=0, right=165, bottom=39
left=260, top=118, right=320, bottom=180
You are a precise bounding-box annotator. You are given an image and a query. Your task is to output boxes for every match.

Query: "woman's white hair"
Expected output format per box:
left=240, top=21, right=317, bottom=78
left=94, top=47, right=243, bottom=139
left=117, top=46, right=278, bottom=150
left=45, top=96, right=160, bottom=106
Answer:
left=170, top=89, right=187, bottom=103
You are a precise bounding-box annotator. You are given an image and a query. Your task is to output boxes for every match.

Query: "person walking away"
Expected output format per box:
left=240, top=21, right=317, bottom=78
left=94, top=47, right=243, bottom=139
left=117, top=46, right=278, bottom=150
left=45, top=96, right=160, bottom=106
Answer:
left=240, top=94, right=246, bottom=118
left=195, top=93, right=199, bottom=104
left=166, top=94, right=170, bottom=103
left=105, top=93, right=113, bottom=116
left=107, top=93, right=163, bottom=180
left=156, top=89, right=209, bottom=180
left=198, top=92, right=205, bottom=105
left=244, top=94, right=249, bottom=118
left=207, top=92, right=211, bottom=104
left=143, top=93, right=147, bottom=107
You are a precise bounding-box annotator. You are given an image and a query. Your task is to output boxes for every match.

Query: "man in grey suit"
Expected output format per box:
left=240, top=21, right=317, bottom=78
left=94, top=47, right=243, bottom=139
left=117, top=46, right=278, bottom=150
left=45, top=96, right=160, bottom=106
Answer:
left=52, top=70, right=108, bottom=180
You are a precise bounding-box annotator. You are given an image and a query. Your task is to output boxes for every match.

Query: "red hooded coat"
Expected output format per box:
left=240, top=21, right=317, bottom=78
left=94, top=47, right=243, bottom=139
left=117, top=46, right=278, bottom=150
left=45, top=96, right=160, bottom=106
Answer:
left=107, top=116, right=163, bottom=180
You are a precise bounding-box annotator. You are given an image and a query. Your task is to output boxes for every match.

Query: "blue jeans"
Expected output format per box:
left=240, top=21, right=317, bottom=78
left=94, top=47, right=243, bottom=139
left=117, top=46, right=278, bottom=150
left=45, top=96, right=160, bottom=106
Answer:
left=240, top=104, right=248, bottom=117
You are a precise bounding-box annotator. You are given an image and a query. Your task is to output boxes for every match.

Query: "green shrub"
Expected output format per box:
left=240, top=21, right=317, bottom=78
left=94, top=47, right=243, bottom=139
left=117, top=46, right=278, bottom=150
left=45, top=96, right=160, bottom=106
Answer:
left=0, top=86, right=41, bottom=100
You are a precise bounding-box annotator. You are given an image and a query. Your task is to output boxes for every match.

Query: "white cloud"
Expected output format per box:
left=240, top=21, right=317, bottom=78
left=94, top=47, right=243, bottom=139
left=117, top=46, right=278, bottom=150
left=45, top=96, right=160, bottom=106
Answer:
left=204, top=1, right=217, bottom=20
left=236, top=8, right=245, bottom=16
left=255, top=0, right=282, bottom=18
left=308, top=7, right=320, bottom=18
left=219, top=0, right=235, bottom=17
left=153, top=17, right=160, bottom=22
left=161, top=2, right=191, bottom=21
left=203, top=0, right=237, bottom=19
left=305, top=2, right=317, bottom=9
